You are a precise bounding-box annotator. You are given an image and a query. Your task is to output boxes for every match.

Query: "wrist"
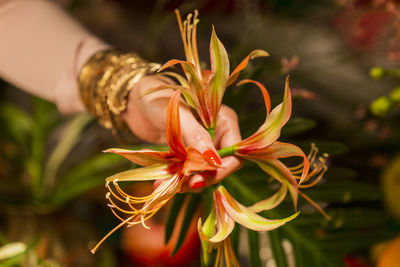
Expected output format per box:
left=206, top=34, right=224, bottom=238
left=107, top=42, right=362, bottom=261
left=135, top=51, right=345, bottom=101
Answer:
left=78, top=50, right=160, bottom=136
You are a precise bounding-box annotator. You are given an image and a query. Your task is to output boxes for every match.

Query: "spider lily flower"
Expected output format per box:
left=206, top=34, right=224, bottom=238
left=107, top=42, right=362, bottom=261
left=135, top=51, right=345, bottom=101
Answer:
left=232, top=77, right=328, bottom=210
left=198, top=185, right=299, bottom=266
left=145, top=10, right=269, bottom=136
left=91, top=89, right=219, bottom=254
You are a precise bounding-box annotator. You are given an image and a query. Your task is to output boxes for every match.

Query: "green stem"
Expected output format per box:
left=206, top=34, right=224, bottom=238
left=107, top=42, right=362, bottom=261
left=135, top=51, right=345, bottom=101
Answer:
left=218, top=145, right=235, bottom=157
left=207, top=128, right=215, bottom=140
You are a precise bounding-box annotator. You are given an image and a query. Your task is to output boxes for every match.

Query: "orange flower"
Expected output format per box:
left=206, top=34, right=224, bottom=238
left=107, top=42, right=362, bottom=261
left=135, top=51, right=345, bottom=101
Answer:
left=232, top=77, right=328, bottom=210
left=145, top=10, right=269, bottom=136
left=198, top=185, right=299, bottom=266
left=91, top=89, right=219, bottom=253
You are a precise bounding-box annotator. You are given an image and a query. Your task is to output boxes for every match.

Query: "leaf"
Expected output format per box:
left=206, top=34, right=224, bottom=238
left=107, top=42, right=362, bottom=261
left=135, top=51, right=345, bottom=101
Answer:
left=165, top=193, right=187, bottom=244
left=50, top=153, right=126, bottom=206
left=269, top=230, right=288, bottom=267
left=0, top=103, right=32, bottom=146
left=0, top=242, right=26, bottom=261
left=43, top=114, right=93, bottom=190
left=247, top=230, right=262, bottom=267
left=282, top=117, right=316, bottom=137
left=171, top=193, right=202, bottom=256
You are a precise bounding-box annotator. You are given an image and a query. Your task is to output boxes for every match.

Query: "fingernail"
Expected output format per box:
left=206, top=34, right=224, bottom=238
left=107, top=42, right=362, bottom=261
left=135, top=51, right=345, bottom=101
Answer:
left=203, top=149, right=222, bottom=166
left=191, top=181, right=207, bottom=189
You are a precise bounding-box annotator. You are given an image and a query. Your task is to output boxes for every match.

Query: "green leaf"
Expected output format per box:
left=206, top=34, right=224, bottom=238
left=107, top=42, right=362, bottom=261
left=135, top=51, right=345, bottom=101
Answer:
left=165, top=194, right=187, bottom=244
left=282, top=117, right=316, bottom=137
left=247, top=230, right=262, bottom=267
left=43, top=114, right=93, bottom=191
left=0, top=103, right=32, bottom=146
left=171, top=193, right=202, bottom=256
left=50, top=153, right=126, bottom=206
left=269, top=230, right=288, bottom=267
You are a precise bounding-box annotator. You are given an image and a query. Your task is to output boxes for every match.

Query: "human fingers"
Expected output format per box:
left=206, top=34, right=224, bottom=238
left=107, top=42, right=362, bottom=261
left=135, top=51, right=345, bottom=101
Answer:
left=184, top=105, right=243, bottom=191
left=122, top=75, right=174, bottom=144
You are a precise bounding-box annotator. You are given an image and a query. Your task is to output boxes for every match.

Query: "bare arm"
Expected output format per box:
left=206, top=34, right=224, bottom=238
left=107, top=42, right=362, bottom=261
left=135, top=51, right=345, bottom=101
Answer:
left=0, top=0, right=109, bottom=113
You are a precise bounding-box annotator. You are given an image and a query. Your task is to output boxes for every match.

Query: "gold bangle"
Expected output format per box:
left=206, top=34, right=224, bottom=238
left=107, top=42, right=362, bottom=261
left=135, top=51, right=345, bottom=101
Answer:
left=78, top=50, right=160, bottom=135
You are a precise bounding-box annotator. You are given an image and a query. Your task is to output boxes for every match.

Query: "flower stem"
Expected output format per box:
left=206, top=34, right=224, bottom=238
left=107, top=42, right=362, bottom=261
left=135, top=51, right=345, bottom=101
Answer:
left=207, top=128, right=215, bottom=140
left=218, top=145, right=235, bottom=157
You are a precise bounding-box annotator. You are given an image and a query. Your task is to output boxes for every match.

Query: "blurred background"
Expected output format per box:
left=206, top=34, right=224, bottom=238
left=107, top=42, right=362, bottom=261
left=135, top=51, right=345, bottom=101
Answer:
left=1, top=0, right=400, bottom=266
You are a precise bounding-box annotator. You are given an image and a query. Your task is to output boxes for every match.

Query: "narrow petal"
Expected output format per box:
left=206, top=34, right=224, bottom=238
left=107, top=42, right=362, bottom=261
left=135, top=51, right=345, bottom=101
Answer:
left=198, top=192, right=235, bottom=243
left=207, top=26, right=230, bottom=126
left=240, top=141, right=310, bottom=184
left=104, top=148, right=178, bottom=166
left=166, top=90, right=187, bottom=159
left=237, top=79, right=271, bottom=114
left=158, top=59, right=190, bottom=72
left=182, top=147, right=220, bottom=176
left=140, top=84, right=197, bottom=109
left=158, top=72, right=189, bottom=88
left=227, top=50, right=269, bottom=87
left=235, top=76, right=292, bottom=150
left=217, top=186, right=299, bottom=231
left=198, top=207, right=216, bottom=265
left=256, top=160, right=299, bottom=210
left=105, top=164, right=173, bottom=183
left=249, top=183, right=287, bottom=212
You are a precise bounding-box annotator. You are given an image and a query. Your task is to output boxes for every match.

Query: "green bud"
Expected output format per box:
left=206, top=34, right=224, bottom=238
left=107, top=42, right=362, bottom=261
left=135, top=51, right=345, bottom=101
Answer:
left=390, top=87, right=400, bottom=102
left=370, top=96, right=392, bottom=117
left=370, top=67, right=387, bottom=80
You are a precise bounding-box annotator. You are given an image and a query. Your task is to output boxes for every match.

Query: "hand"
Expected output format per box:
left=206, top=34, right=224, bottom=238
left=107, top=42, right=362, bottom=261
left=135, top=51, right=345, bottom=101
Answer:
left=121, top=75, right=243, bottom=191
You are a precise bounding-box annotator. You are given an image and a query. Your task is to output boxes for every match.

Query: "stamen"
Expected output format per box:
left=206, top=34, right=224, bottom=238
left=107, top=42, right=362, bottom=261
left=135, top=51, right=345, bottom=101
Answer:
left=186, top=13, right=194, bottom=63
left=91, top=214, right=136, bottom=254
left=299, top=191, right=331, bottom=220
left=141, top=215, right=151, bottom=229
left=175, top=10, right=189, bottom=61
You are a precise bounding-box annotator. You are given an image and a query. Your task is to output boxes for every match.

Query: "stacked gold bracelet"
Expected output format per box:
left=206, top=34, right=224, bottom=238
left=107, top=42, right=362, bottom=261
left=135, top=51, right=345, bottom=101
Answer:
left=78, top=50, right=160, bottom=135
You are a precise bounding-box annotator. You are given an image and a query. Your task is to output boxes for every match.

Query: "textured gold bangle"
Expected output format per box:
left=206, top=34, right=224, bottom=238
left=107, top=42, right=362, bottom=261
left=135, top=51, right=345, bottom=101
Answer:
left=78, top=50, right=160, bottom=135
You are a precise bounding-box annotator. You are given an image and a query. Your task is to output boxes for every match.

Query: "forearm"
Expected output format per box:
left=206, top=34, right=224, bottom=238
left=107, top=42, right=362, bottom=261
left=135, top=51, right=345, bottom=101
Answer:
left=0, top=0, right=110, bottom=114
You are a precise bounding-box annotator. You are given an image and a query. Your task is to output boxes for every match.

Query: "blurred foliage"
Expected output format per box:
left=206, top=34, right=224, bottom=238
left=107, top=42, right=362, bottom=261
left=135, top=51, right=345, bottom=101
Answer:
left=2, top=0, right=400, bottom=266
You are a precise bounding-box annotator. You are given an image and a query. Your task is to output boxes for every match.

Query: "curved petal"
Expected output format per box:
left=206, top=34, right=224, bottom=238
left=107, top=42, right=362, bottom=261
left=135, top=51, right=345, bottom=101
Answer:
left=237, top=79, right=271, bottom=114
left=198, top=192, right=235, bottom=243
left=140, top=84, right=197, bottom=109
left=182, top=147, right=220, bottom=176
left=235, top=76, right=292, bottom=150
left=249, top=183, right=287, bottom=212
left=227, top=50, right=269, bottom=87
left=217, top=186, right=300, bottom=231
left=157, top=72, right=189, bottom=88
left=256, top=160, right=299, bottom=210
left=238, top=141, right=310, bottom=184
left=207, top=26, right=230, bottom=127
left=197, top=208, right=216, bottom=265
left=159, top=60, right=203, bottom=93
left=105, top=164, right=173, bottom=182
left=166, top=90, right=187, bottom=159
left=104, top=148, right=178, bottom=166
left=158, top=59, right=190, bottom=72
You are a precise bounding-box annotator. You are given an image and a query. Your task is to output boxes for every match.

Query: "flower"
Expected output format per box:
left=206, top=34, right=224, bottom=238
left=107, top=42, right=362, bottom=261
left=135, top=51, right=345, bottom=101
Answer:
left=91, top=89, right=219, bottom=253
left=198, top=185, right=299, bottom=266
left=144, top=10, right=269, bottom=136
left=232, top=77, right=328, bottom=211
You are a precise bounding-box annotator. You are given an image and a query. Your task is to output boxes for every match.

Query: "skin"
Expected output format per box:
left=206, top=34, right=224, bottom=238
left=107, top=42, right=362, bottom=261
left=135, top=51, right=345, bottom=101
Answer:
left=122, top=75, right=243, bottom=192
